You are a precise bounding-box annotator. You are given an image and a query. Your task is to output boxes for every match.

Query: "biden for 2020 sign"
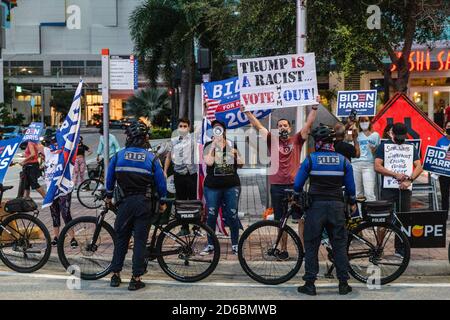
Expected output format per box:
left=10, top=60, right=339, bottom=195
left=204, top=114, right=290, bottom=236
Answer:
left=336, top=90, right=377, bottom=117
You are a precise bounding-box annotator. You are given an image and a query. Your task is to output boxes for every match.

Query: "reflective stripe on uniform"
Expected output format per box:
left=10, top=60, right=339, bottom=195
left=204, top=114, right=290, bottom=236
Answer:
left=310, top=170, right=345, bottom=176
left=115, top=166, right=152, bottom=175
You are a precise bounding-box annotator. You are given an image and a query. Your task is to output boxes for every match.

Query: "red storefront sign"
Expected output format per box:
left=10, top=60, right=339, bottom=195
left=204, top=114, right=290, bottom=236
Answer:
left=391, top=49, right=450, bottom=72
left=372, top=93, right=443, bottom=161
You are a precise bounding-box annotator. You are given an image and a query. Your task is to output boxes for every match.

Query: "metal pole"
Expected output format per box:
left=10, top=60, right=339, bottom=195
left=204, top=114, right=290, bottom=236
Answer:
left=101, top=49, right=110, bottom=176
left=296, top=0, right=307, bottom=159
left=41, top=86, right=45, bottom=126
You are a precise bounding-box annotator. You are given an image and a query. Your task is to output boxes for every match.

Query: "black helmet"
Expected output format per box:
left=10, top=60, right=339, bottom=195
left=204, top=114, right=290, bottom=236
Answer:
left=126, top=121, right=149, bottom=138
left=311, top=124, right=336, bottom=143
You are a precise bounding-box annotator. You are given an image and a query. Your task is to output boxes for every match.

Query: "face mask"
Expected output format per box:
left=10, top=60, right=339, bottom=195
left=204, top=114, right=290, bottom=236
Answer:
left=360, top=122, right=370, bottom=131
left=279, top=130, right=289, bottom=140
left=446, top=128, right=450, bottom=135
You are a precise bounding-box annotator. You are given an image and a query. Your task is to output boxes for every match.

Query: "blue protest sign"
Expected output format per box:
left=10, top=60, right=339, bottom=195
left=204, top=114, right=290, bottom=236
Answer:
left=423, top=146, right=450, bottom=177
left=0, top=136, right=22, bottom=183
left=22, top=122, right=43, bottom=142
left=337, top=90, right=377, bottom=117
left=203, top=77, right=271, bottom=129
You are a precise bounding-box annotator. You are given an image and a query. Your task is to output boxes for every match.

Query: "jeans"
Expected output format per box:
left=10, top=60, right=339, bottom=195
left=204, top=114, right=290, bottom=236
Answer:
left=303, top=200, right=349, bottom=282
left=204, top=185, right=241, bottom=246
left=352, top=161, right=377, bottom=201
left=270, top=184, right=298, bottom=221
left=111, top=195, right=153, bottom=277
left=439, top=175, right=450, bottom=212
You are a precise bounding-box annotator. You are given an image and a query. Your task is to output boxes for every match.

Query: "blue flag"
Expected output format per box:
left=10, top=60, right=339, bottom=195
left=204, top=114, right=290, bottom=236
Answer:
left=43, top=80, right=83, bottom=208
left=0, top=136, right=22, bottom=184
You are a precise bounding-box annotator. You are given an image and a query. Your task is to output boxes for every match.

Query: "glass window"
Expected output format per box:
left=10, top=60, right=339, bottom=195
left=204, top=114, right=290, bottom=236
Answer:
left=10, top=61, right=43, bottom=76
left=61, top=60, right=85, bottom=76
left=85, top=60, right=101, bottom=76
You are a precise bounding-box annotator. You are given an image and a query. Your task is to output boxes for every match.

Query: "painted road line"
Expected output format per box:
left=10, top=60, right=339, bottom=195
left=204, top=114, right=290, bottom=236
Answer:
left=0, top=271, right=450, bottom=288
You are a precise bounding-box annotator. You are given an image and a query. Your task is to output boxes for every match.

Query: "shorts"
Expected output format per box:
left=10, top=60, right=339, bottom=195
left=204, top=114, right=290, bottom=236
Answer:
left=23, top=163, right=41, bottom=190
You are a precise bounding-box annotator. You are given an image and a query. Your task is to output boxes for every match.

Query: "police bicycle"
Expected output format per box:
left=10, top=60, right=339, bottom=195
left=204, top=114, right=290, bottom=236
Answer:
left=0, top=183, right=51, bottom=273
left=238, top=189, right=410, bottom=285
left=57, top=197, right=221, bottom=282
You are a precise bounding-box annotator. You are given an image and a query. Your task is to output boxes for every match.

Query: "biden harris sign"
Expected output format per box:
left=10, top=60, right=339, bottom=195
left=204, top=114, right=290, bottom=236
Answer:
left=336, top=90, right=377, bottom=117
left=423, top=146, right=450, bottom=177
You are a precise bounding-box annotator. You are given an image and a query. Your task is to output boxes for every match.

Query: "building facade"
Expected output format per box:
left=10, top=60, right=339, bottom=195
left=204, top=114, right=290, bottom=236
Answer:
left=3, top=0, right=147, bottom=125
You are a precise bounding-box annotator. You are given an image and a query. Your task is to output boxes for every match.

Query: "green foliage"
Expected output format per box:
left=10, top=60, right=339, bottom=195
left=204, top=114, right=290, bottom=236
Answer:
left=150, top=127, right=172, bottom=139
left=125, top=88, right=170, bottom=124
left=0, top=103, right=25, bottom=125
left=50, top=90, right=75, bottom=119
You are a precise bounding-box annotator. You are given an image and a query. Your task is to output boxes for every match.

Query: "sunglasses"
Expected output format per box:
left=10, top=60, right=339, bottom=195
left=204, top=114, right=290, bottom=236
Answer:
left=179, top=125, right=188, bottom=128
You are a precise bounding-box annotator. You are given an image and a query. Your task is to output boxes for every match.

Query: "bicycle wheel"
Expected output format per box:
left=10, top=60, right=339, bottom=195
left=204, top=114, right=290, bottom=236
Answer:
left=156, top=220, right=220, bottom=282
left=348, top=221, right=410, bottom=285
left=77, top=178, right=105, bottom=209
left=57, top=216, right=116, bottom=280
left=0, top=213, right=51, bottom=273
left=238, top=220, right=303, bottom=285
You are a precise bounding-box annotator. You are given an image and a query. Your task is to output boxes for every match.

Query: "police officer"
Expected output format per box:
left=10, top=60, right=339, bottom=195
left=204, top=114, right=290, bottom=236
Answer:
left=105, top=121, right=167, bottom=291
left=294, top=124, right=356, bottom=296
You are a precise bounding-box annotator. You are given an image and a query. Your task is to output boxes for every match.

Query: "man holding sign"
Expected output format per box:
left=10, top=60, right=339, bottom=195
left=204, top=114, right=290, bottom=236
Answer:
left=375, top=123, right=423, bottom=214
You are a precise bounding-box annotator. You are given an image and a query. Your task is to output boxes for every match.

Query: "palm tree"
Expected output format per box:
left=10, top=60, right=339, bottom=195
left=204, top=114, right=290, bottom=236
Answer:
left=125, top=88, right=170, bottom=124
left=129, top=0, right=194, bottom=119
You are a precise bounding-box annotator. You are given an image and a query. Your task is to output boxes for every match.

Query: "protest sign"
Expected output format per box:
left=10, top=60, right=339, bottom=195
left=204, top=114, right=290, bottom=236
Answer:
left=237, top=53, right=318, bottom=111
left=22, top=122, right=43, bottom=142
left=381, top=139, right=421, bottom=157
left=203, top=77, right=271, bottom=129
left=336, top=90, right=377, bottom=117
left=383, top=143, right=414, bottom=189
left=0, top=136, right=22, bottom=183
left=423, top=146, right=450, bottom=177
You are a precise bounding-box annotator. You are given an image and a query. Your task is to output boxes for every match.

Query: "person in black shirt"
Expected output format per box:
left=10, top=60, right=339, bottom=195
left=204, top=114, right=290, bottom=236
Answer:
left=333, top=122, right=360, bottom=162
left=74, top=136, right=92, bottom=188
left=202, top=120, right=243, bottom=256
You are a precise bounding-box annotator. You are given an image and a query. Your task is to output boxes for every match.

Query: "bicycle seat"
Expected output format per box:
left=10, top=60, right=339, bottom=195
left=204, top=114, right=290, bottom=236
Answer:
left=0, top=185, right=13, bottom=192
left=356, top=196, right=367, bottom=203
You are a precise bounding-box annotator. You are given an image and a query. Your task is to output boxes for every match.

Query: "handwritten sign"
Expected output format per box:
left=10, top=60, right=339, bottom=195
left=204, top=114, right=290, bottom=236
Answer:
left=237, top=53, right=318, bottom=111
left=383, top=143, right=414, bottom=189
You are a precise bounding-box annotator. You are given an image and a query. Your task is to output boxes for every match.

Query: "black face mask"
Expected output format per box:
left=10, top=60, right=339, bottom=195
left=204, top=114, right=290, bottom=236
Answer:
left=279, top=130, right=289, bottom=140
left=394, top=137, right=405, bottom=145
left=446, top=129, right=450, bottom=135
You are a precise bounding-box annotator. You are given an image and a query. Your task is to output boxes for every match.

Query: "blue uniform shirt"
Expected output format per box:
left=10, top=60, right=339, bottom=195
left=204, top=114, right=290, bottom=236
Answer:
left=294, top=151, right=356, bottom=204
left=105, top=147, right=167, bottom=199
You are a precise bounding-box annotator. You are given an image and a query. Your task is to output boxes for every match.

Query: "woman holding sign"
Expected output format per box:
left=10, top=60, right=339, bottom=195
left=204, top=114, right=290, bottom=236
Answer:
left=436, top=120, right=450, bottom=212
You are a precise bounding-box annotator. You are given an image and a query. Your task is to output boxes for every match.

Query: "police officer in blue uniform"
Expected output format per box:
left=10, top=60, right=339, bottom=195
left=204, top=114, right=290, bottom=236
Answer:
left=105, top=121, right=167, bottom=291
left=294, top=124, right=356, bottom=296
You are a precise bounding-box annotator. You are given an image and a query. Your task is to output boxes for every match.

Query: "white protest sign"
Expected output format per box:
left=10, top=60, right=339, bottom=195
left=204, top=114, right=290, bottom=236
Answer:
left=383, top=143, right=414, bottom=189
left=237, top=53, right=318, bottom=111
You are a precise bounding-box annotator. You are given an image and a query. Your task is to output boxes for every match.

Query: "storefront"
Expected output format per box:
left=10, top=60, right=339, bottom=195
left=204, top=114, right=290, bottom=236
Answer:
left=359, top=47, right=450, bottom=127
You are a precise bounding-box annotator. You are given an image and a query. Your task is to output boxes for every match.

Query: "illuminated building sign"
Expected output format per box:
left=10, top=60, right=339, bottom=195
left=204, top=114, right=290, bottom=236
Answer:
left=391, top=49, right=450, bottom=72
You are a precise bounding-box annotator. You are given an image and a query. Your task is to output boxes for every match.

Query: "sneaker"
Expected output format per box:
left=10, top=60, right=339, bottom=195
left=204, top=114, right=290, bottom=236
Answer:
left=232, top=245, right=238, bottom=255
left=277, top=251, right=289, bottom=261
left=200, top=245, right=215, bottom=256
left=128, top=277, right=145, bottom=291
left=338, top=281, right=352, bottom=295
left=70, top=238, right=78, bottom=249
left=297, top=282, right=317, bottom=296
left=51, top=237, right=58, bottom=246
left=110, top=274, right=121, bottom=287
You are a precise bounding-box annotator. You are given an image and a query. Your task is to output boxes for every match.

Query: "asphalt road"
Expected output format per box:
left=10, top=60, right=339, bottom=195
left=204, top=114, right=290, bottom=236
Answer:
left=0, top=267, right=449, bottom=300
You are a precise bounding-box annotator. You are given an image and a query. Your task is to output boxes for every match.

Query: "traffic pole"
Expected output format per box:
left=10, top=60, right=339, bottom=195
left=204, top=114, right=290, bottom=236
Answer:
left=296, top=0, right=307, bottom=160
left=101, top=48, right=110, bottom=177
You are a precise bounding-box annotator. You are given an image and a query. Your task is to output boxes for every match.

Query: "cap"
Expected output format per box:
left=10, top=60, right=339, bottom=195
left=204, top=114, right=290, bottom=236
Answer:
left=392, top=123, right=407, bottom=137
left=211, top=120, right=226, bottom=129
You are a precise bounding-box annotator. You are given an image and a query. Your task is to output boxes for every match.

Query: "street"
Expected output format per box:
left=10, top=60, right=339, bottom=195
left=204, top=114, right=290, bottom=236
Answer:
left=0, top=265, right=449, bottom=300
